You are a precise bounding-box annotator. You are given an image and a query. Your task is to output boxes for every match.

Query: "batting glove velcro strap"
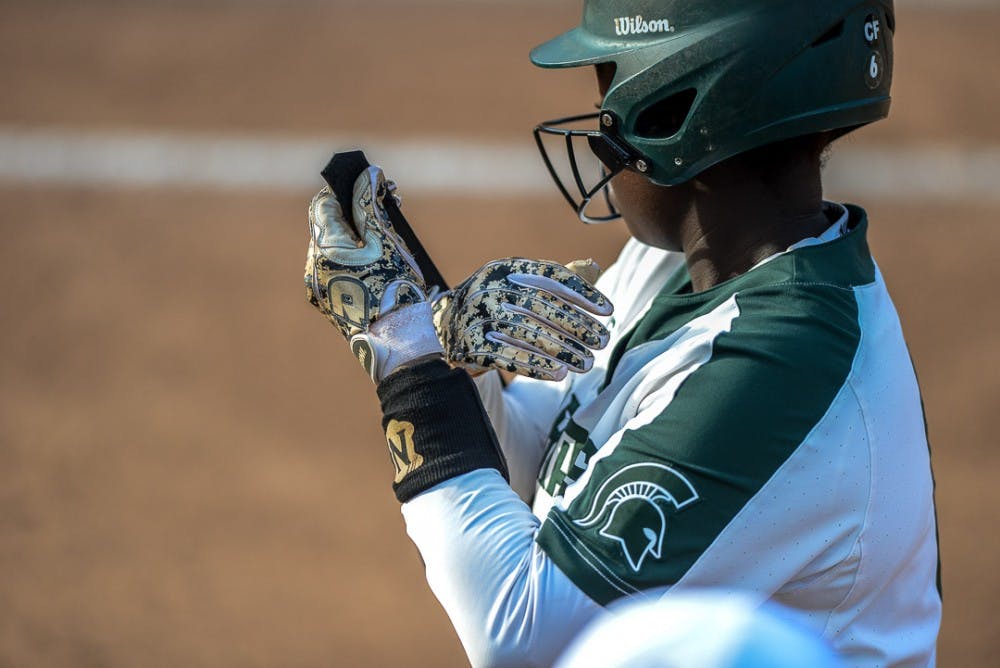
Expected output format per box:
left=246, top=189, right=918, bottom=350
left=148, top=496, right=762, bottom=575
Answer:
left=376, top=358, right=509, bottom=503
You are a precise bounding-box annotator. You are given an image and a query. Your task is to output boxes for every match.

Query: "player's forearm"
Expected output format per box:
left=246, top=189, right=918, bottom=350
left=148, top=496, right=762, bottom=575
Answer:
left=375, top=358, right=601, bottom=666
left=402, top=469, right=604, bottom=668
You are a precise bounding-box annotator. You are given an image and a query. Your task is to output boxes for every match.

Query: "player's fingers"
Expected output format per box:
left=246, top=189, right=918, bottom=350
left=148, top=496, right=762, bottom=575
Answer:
left=506, top=260, right=613, bottom=317
left=463, top=346, right=568, bottom=382
left=351, top=165, right=391, bottom=234
left=488, top=320, right=594, bottom=373
left=459, top=287, right=609, bottom=348
left=457, top=318, right=592, bottom=374
left=499, top=290, right=610, bottom=349
left=309, top=187, right=362, bottom=248
left=503, top=358, right=568, bottom=382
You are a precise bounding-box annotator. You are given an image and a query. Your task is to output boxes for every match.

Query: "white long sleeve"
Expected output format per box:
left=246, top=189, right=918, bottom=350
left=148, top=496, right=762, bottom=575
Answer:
left=397, top=241, right=686, bottom=665
left=402, top=469, right=604, bottom=668
left=473, top=372, right=569, bottom=502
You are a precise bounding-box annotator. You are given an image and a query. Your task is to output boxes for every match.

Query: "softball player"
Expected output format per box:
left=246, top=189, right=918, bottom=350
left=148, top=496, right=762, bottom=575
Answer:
left=305, top=1, right=940, bottom=666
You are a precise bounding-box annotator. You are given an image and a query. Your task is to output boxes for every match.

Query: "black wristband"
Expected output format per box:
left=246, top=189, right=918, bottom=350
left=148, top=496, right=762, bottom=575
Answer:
left=376, top=358, right=510, bottom=503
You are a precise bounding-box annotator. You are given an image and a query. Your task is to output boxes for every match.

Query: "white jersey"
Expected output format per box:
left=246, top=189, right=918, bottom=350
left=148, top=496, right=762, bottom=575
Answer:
left=402, top=204, right=941, bottom=667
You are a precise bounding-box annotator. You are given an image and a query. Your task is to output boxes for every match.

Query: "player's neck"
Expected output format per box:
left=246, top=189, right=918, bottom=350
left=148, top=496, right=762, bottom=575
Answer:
left=679, top=169, right=828, bottom=293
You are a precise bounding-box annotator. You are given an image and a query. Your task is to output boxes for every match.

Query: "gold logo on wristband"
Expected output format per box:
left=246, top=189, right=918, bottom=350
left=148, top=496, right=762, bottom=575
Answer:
left=385, top=419, right=423, bottom=483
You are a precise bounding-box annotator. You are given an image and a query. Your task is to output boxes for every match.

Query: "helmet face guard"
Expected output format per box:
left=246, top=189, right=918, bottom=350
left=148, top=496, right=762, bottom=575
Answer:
left=533, top=112, right=650, bottom=224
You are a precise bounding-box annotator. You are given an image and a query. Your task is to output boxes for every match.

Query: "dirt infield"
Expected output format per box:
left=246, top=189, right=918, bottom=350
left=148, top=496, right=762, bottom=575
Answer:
left=1, top=2, right=999, bottom=666
left=3, top=187, right=998, bottom=666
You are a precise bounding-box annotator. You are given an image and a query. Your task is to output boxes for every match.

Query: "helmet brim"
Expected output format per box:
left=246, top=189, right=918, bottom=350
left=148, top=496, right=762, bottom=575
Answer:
left=530, top=27, right=636, bottom=69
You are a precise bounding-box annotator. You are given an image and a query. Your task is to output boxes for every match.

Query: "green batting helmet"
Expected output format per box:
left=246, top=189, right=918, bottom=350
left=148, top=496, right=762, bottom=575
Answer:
left=531, top=0, right=894, bottom=222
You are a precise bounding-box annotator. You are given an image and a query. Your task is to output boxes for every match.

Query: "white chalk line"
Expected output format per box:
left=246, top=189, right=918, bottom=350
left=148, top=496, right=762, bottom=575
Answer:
left=0, top=127, right=998, bottom=201
left=0, top=128, right=546, bottom=196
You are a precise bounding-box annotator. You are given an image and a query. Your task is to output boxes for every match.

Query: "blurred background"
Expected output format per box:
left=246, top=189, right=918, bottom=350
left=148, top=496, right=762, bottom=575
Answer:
left=1, top=1, right=997, bottom=665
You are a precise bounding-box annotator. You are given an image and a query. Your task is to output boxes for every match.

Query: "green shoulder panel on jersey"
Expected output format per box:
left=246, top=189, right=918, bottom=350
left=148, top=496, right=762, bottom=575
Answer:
left=536, top=208, right=875, bottom=605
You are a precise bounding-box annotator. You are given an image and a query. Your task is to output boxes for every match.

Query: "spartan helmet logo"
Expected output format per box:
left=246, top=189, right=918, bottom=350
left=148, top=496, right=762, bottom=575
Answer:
left=574, top=463, right=698, bottom=573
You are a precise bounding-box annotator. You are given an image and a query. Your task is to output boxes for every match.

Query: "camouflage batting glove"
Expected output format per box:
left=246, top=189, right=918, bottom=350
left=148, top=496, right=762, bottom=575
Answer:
left=432, top=258, right=614, bottom=382
left=305, top=166, right=443, bottom=381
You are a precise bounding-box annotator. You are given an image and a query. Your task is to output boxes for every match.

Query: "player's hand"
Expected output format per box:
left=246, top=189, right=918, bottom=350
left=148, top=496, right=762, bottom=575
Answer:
left=304, top=165, right=443, bottom=381
left=432, top=258, right=614, bottom=381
